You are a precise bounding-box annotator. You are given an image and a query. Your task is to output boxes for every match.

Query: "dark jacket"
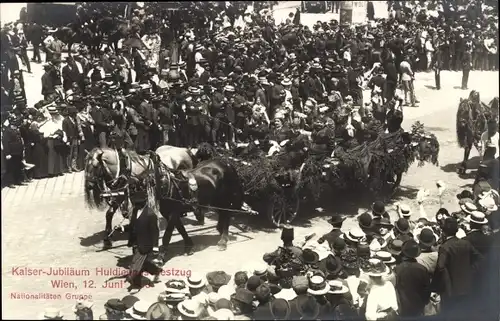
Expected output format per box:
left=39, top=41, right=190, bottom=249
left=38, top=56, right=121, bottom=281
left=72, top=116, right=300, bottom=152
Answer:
left=129, top=205, right=159, bottom=255
left=431, top=236, right=483, bottom=298
left=2, top=127, right=24, bottom=156
left=318, top=228, right=342, bottom=250
left=62, top=116, right=79, bottom=140
left=395, top=259, right=431, bottom=317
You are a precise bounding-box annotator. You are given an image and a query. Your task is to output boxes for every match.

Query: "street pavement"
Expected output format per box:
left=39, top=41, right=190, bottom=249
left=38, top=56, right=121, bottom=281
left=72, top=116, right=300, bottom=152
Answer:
left=2, top=18, right=500, bottom=321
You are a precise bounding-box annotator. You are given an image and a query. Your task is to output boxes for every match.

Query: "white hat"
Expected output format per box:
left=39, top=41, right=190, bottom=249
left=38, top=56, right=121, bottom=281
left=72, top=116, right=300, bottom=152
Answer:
left=39, top=308, right=63, bottom=319
left=398, top=203, right=412, bottom=218
left=274, top=288, right=297, bottom=301
left=186, top=273, right=206, bottom=289
left=307, top=275, right=330, bottom=296
left=224, top=85, right=235, bottom=92
left=340, top=228, right=365, bottom=243
left=479, top=196, right=498, bottom=212
left=466, top=211, right=488, bottom=225
left=73, top=299, right=94, bottom=312
left=126, top=301, right=150, bottom=320
left=281, top=78, right=292, bottom=86
left=217, top=284, right=235, bottom=300
left=460, top=202, right=477, bottom=215
left=211, top=308, right=234, bottom=320
left=327, top=280, right=349, bottom=294
left=254, top=263, right=268, bottom=277
left=177, top=299, right=203, bottom=318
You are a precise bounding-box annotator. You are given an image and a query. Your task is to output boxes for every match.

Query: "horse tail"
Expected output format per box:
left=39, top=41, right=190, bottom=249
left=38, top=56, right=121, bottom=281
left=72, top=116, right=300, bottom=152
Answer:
left=225, top=162, right=244, bottom=211
left=147, top=152, right=161, bottom=216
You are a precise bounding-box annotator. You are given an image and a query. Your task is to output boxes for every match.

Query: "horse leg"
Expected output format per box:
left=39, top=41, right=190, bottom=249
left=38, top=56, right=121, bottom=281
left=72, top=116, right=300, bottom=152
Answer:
left=160, top=211, right=178, bottom=262
left=174, top=217, right=194, bottom=255
left=460, top=144, right=472, bottom=174
left=392, top=172, right=403, bottom=195
left=104, top=204, right=118, bottom=249
left=216, top=210, right=231, bottom=251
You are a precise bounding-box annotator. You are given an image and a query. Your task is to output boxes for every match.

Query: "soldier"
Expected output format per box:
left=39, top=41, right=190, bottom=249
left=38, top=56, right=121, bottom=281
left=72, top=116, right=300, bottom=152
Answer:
left=431, top=45, right=443, bottom=90
left=462, top=37, right=473, bottom=90
left=183, top=86, right=202, bottom=148
left=210, top=76, right=226, bottom=146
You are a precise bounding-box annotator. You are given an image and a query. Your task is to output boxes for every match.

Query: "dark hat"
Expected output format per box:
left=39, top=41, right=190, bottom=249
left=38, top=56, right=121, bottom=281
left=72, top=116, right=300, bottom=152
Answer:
left=120, top=295, right=139, bottom=310
left=234, top=271, right=248, bottom=288
left=357, top=242, right=371, bottom=258
left=401, top=240, right=421, bottom=258
left=105, top=299, right=126, bottom=312
left=372, top=201, right=386, bottom=216
left=418, top=228, right=436, bottom=248
left=456, top=189, right=474, bottom=200
left=232, top=288, right=254, bottom=306
left=302, top=248, right=319, bottom=265
left=358, top=213, right=373, bottom=230
left=328, top=215, right=346, bottom=226
left=206, top=271, right=231, bottom=291
left=322, top=254, right=342, bottom=278
left=387, top=239, right=403, bottom=256
left=246, top=275, right=262, bottom=292
left=281, top=226, right=294, bottom=241
left=269, top=299, right=291, bottom=320
left=145, top=302, right=172, bottom=320
left=333, top=238, right=346, bottom=252
left=395, top=218, right=410, bottom=234
left=255, top=284, right=271, bottom=303
left=296, top=294, right=320, bottom=320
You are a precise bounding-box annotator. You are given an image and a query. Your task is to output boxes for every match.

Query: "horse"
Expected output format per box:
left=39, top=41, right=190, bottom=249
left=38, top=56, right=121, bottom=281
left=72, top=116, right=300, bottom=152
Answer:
left=456, top=90, right=494, bottom=174
left=148, top=154, right=244, bottom=261
left=84, top=145, right=198, bottom=249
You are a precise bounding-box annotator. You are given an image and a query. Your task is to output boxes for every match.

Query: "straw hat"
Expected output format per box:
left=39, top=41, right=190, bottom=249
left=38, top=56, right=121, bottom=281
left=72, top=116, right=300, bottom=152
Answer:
left=126, top=301, right=150, bottom=320
left=460, top=201, right=477, bottom=214
left=39, top=308, right=63, bottom=319
left=177, top=299, right=203, bottom=319
left=211, top=308, right=234, bottom=320
left=274, top=288, right=297, bottom=301
left=374, top=251, right=396, bottom=264
left=466, top=211, right=488, bottom=225
left=307, top=275, right=330, bottom=296
left=218, top=284, right=236, bottom=300
left=281, top=78, right=292, bottom=86
left=340, top=228, right=365, bottom=243
left=363, top=258, right=390, bottom=277
left=398, top=203, right=412, bottom=218
left=186, top=273, right=206, bottom=289
left=73, top=299, right=94, bottom=312
left=327, top=280, right=349, bottom=294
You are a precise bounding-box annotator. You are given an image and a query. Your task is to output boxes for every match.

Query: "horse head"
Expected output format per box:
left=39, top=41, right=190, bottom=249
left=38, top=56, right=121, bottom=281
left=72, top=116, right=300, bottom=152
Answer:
left=83, top=148, right=119, bottom=209
left=409, top=131, right=440, bottom=166
left=468, top=90, right=480, bottom=104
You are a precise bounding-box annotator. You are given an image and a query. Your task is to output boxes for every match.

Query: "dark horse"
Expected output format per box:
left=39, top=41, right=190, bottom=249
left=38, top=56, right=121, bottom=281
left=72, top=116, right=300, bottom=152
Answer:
left=456, top=91, right=495, bottom=174
left=84, top=146, right=198, bottom=249
left=148, top=153, right=244, bottom=261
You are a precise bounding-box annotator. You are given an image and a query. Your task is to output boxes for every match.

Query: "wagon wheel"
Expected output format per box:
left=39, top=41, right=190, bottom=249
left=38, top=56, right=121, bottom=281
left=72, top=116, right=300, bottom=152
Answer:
left=266, top=189, right=300, bottom=228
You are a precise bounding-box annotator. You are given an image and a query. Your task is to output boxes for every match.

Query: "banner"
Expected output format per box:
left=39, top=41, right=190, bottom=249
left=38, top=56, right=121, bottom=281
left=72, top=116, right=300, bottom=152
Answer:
left=352, top=1, right=368, bottom=24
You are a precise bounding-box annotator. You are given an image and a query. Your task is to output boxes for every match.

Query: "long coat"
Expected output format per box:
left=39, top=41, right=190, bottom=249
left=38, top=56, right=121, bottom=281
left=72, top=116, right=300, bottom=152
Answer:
left=395, top=259, right=431, bottom=317
left=431, top=236, right=483, bottom=299
left=128, top=205, right=159, bottom=255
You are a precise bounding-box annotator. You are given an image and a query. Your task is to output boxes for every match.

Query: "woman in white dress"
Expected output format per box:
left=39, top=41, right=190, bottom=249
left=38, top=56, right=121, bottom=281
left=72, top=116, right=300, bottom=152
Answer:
left=141, top=31, right=162, bottom=72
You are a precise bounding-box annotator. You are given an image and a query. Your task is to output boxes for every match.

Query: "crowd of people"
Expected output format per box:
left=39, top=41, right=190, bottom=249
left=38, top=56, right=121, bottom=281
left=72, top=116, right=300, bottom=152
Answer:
left=1, top=0, right=498, bottom=188
left=43, top=184, right=499, bottom=320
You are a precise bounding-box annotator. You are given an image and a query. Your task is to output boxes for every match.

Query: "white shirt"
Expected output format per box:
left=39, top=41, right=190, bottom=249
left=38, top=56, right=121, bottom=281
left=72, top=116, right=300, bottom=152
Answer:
left=365, top=282, right=399, bottom=320
left=343, top=50, right=351, bottom=62
left=481, top=131, right=499, bottom=158
left=425, top=40, right=434, bottom=52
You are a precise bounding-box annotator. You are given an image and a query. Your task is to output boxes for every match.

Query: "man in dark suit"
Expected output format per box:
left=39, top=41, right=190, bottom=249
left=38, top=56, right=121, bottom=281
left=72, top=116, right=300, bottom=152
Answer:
left=395, top=240, right=431, bottom=317
left=432, top=217, right=483, bottom=320
left=28, top=23, right=44, bottom=63
left=2, top=118, right=26, bottom=187
left=62, top=105, right=81, bottom=172
left=464, top=212, right=493, bottom=315
left=461, top=50, right=472, bottom=90
left=318, top=215, right=345, bottom=250
left=126, top=178, right=162, bottom=290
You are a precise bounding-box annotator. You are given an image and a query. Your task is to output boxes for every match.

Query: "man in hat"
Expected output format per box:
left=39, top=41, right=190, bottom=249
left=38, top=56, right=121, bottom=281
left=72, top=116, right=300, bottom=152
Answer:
left=461, top=48, right=473, bottom=90
left=318, top=215, right=345, bottom=250
left=2, top=117, right=26, bottom=187
left=90, top=97, right=114, bottom=148
left=416, top=228, right=438, bottom=275
left=431, top=217, right=483, bottom=319
left=62, top=105, right=82, bottom=173
left=263, top=226, right=303, bottom=265
left=395, top=240, right=431, bottom=317
left=45, top=31, right=64, bottom=63
left=28, top=22, right=44, bottom=64
left=41, top=64, right=57, bottom=101
left=62, top=56, right=84, bottom=93
left=371, top=201, right=392, bottom=228
left=430, top=42, right=443, bottom=90
left=126, top=177, right=162, bottom=290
